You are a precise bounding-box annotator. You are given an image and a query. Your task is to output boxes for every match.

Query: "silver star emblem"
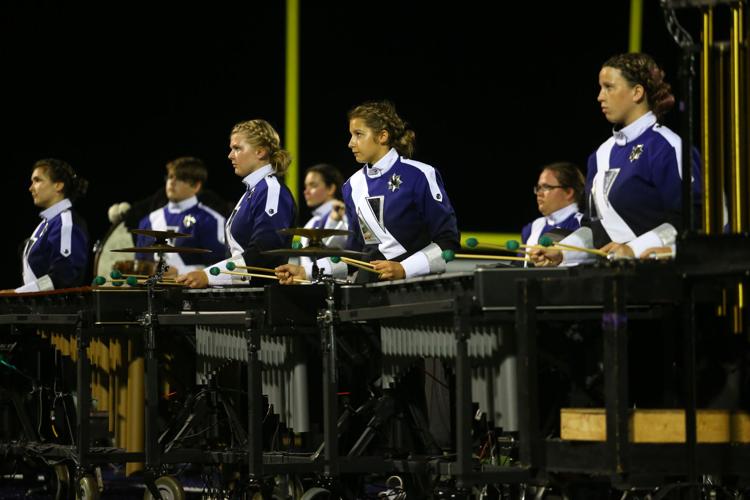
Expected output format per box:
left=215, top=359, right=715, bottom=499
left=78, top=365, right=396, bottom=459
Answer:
left=628, top=144, right=644, bottom=162
left=183, top=214, right=197, bottom=228
left=388, top=173, right=403, bottom=192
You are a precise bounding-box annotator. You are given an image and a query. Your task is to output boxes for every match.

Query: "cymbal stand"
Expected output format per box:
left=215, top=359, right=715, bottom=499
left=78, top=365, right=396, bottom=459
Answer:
left=141, top=250, right=167, bottom=499
left=314, top=273, right=340, bottom=492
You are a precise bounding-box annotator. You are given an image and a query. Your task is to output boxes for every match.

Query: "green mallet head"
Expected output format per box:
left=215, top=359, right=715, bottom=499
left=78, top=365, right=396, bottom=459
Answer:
left=112, top=280, right=124, bottom=287
left=442, top=249, right=456, bottom=262
left=465, top=237, right=478, bottom=248
left=110, top=270, right=123, bottom=279
left=93, top=276, right=107, bottom=286
left=291, top=241, right=302, bottom=250
left=209, top=267, right=221, bottom=276
left=330, top=256, right=341, bottom=263
left=505, top=240, right=520, bottom=251
left=126, top=276, right=138, bottom=286
left=226, top=261, right=236, bottom=271
left=538, top=235, right=554, bottom=247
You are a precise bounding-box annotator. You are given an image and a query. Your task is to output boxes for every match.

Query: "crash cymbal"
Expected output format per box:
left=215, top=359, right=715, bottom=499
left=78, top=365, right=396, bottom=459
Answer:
left=277, top=227, right=351, bottom=239
left=261, top=247, right=365, bottom=258
left=131, top=228, right=191, bottom=240
left=111, top=244, right=211, bottom=254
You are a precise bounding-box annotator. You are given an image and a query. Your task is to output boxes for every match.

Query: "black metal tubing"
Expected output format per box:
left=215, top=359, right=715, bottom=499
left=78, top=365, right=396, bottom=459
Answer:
left=246, top=311, right=263, bottom=480
left=516, top=279, right=542, bottom=472
left=603, top=275, right=629, bottom=478
left=453, top=295, right=473, bottom=491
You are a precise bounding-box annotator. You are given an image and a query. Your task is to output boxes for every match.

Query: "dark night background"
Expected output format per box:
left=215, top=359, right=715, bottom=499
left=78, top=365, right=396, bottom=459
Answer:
left=0, top=1, right=702, bottom=288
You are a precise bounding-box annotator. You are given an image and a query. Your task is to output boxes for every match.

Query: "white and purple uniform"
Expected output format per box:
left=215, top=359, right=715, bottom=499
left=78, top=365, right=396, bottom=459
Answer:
left=521, top=204, right=583, bottom=247
left=205, top=165, right=296, bottom=285
left=18, top=198, right=89, bottom=292
left=343, top=148, right=459, bottom=278
left=562, top=111, right=702, bottom=263
left=299, top=200, right=348, bottom=268
left=136, top=196, right=226, bottom=274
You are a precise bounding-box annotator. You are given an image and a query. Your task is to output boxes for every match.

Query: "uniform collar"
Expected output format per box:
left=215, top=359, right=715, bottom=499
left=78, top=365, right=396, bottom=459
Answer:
left=545, top=203, right=579, bottom=226
left=612, top=111, right=656, bottom=146
left=40, top=198, right=72, bottom=220
left=167, top=195, right=198, bottom=213
left=313, top=199, right=336, bottom=218
left=242, top=164, right=274, bottom=190
left=366, top=148, right=399, bottom=178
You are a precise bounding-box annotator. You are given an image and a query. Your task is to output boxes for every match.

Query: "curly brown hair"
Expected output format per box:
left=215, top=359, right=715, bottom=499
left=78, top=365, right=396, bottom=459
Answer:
left=347, top=101, right=416, bottom=158
left=603, top=53, right=675, bottom=121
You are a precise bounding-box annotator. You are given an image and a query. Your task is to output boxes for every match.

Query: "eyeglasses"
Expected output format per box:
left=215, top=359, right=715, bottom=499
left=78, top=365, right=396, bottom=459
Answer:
left=533, top=184, right=567, bottom=194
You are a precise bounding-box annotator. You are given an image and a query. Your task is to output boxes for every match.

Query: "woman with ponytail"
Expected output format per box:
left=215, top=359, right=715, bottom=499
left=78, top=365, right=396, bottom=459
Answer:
left=531, top=53, right=702, bottom=266
left=16, top=158, right=90, bottom=292
left=177, top=119, right=296, bottom=288
left=276, top=100, right=459, bottom=283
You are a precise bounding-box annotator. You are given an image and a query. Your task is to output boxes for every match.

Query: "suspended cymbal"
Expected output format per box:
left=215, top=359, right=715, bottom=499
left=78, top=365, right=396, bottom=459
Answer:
left=277, top=227, right=351, bottom=239
left=111, top=244, right=211, bottom=254
left=261, top=247, right=365, bottom=258
left=131, top=228, right=191, bottom=240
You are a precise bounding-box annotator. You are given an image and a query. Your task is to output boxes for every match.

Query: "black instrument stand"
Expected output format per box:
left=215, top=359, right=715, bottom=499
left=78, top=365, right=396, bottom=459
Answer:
left=142, top=252, right=168, bottom=500
left=317, top=274, right=340, bottom=493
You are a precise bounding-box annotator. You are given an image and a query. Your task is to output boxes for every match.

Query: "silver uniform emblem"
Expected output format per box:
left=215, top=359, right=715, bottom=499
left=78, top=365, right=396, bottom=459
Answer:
left=628, top=144, right=644, bottom=162
left=183, top=214, right=197, bottom=228
left=388, top=173, right=403, bottom=192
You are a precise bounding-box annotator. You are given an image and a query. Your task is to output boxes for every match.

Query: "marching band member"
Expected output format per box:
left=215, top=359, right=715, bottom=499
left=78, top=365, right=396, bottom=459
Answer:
left=277, top=100, right=459, bottom=283
left=522, top=161, right=585, bottom=247
left=299, top=163, right=348, bottom=268
left=531, top=53, right=701, bottom=266
left=16, top=158, right=89, bottom=292
left=177, top=119, right=296, bottom=288
left=134, top=157, right=226, bottom=276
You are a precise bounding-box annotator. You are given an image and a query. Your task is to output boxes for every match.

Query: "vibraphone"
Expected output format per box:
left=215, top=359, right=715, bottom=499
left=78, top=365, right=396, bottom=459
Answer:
left=336, top=238, right=750, bottom=493
left=0, top=234, right=748, bottom=498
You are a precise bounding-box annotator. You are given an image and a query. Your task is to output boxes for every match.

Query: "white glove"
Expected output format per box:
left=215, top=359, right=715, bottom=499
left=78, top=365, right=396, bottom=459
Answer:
left=108, top=202, right=131, bottom=224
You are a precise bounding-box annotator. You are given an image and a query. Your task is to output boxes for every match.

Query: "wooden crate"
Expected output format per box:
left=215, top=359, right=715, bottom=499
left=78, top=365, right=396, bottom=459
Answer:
left=560, top=408, right=749, bottom=443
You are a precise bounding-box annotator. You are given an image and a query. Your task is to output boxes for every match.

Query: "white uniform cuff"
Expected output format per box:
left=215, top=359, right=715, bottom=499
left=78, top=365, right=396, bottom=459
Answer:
left=401, top=243, right=446, bottom=278
left=302, top=258, right=348, bottom=279
left=15, top=274, right=54, bottom=293
left=626, top=223, right=677, bottom=258
left=205, top=256, right=249, bottom=286
left=560, top=227, right=596, bottom=266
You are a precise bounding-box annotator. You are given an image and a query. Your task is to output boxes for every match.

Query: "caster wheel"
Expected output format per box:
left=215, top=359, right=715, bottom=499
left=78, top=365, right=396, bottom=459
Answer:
left=272, top=474, right=305, bottom=499
left=51, top=464, right=71, bottom=500
left=143, top=476, right=186, bottom=500
left=76, top=474, right=100, bottom=500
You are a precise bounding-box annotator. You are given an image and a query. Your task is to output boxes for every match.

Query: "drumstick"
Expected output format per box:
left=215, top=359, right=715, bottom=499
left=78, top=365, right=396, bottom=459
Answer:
left=110, top=270, right=176, bottom=282
left=330, top=256, right=381, bottom=274
left=506, top=238, right=608, bottom=258
left=209, top=267, right=310, bottom=283
left=340, top=256, right=375, bottom=269
left=225, top=261, right=276, bottom=274
left=93, top=276, right=185, bottom=287
left=442, top=250, right=529, bottom=262
left=465, top=237, right=515, bottom=252
left=538, top=236, right=608, bottom=257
